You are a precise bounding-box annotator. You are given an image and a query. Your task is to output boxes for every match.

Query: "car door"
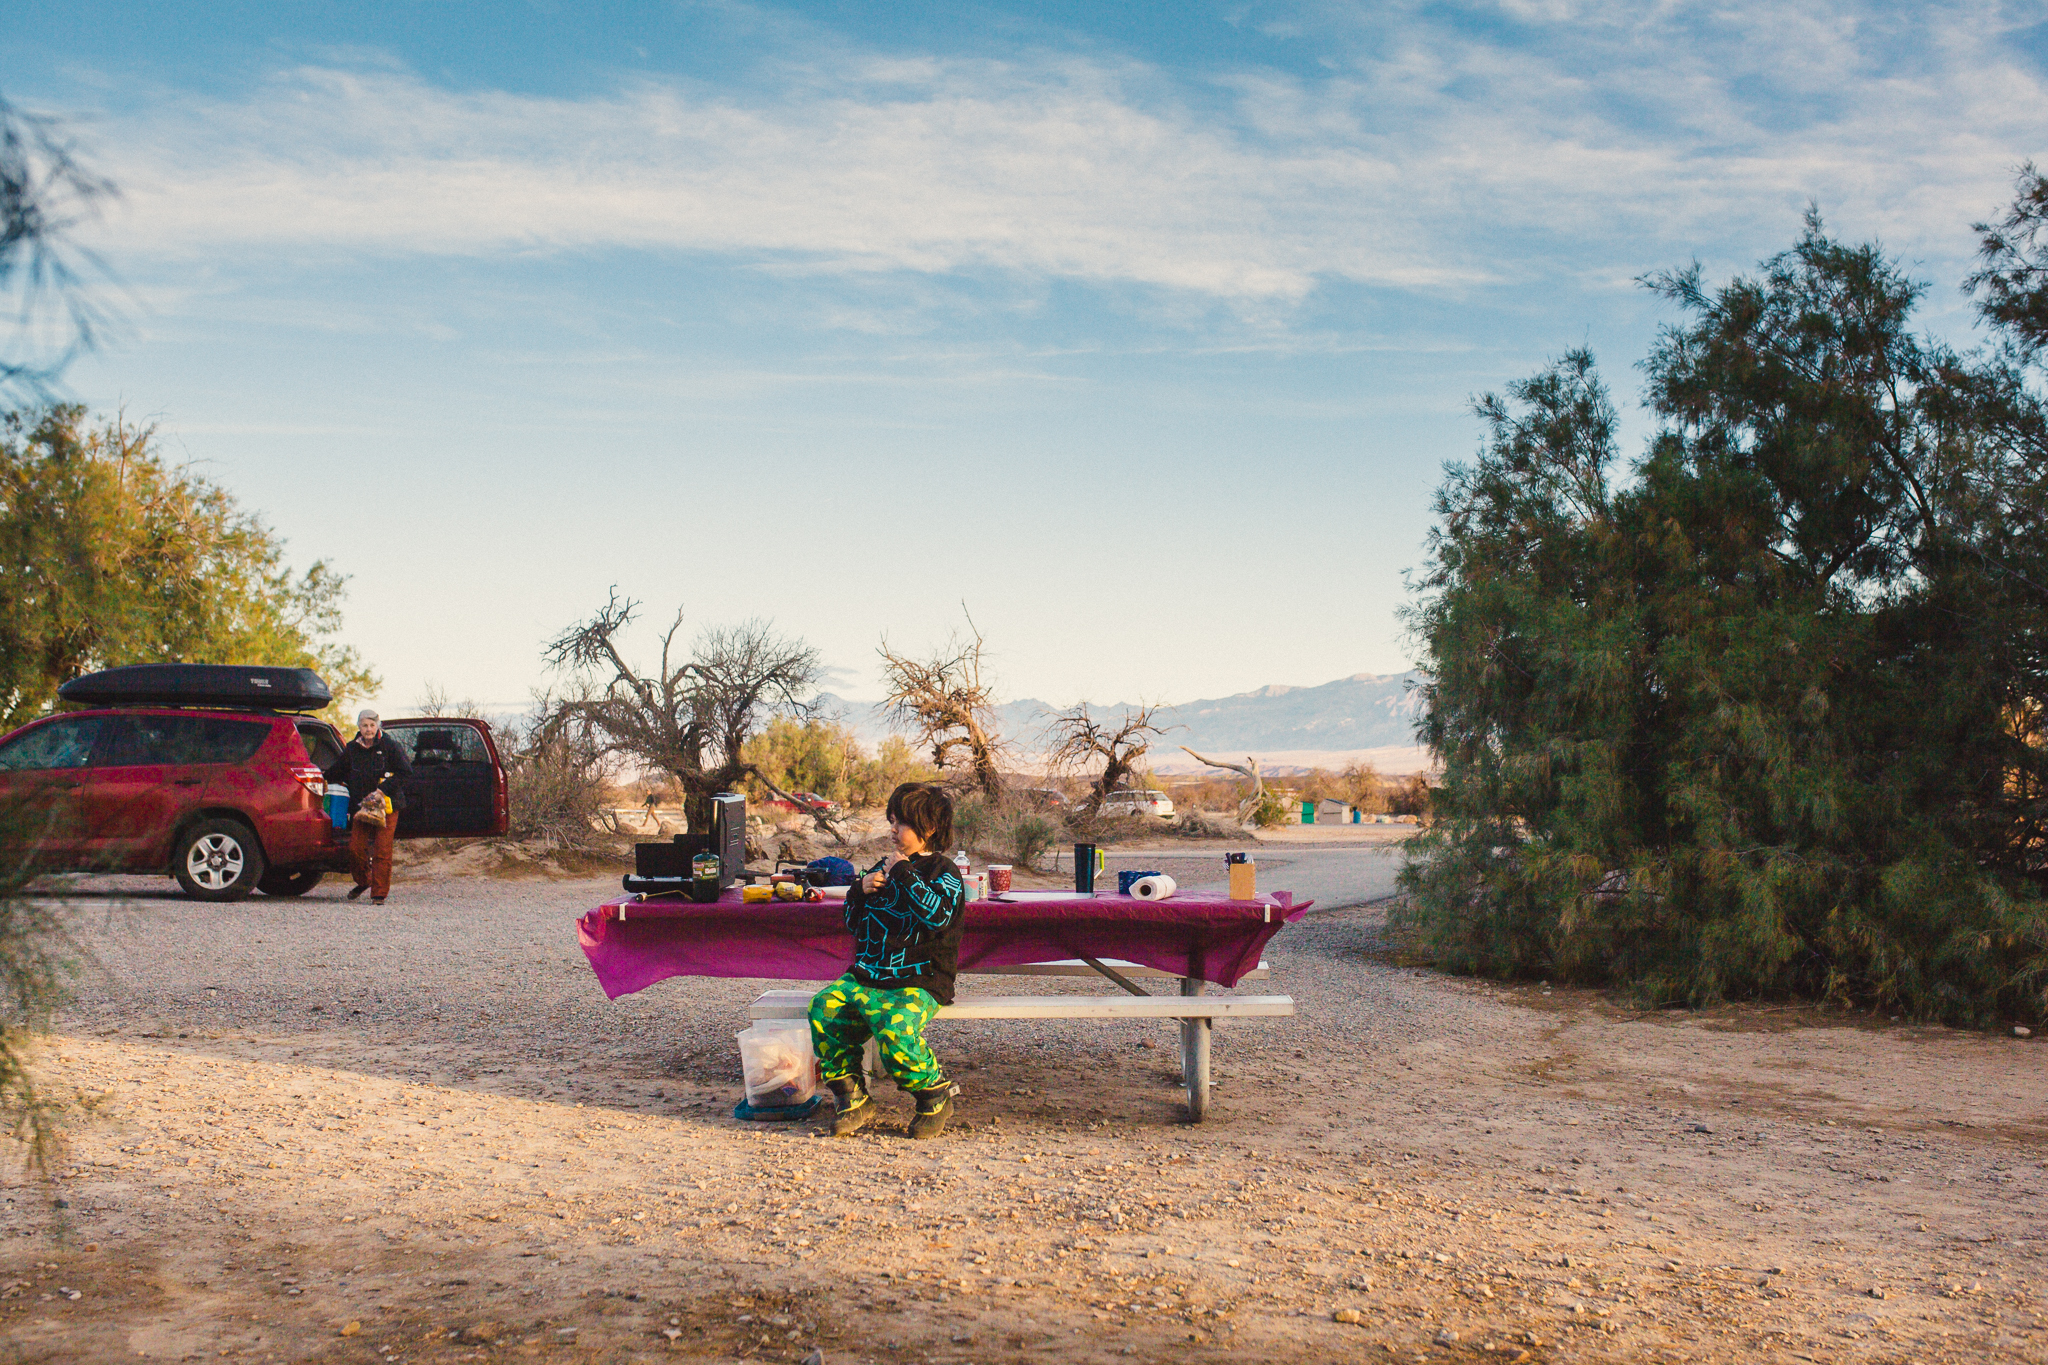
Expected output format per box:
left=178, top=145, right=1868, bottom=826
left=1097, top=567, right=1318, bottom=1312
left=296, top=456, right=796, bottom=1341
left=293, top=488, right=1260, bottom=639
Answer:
left=0, top=714, right=108, bottom=866
left=83, top=713, right=277, bottom=870
left=380, top=718, right=510, bottom=838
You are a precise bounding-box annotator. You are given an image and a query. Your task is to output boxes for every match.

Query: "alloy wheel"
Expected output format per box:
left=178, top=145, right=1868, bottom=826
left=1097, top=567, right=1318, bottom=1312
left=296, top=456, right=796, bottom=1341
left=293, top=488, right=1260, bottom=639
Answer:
left=185, top=833, right=246, bottom=892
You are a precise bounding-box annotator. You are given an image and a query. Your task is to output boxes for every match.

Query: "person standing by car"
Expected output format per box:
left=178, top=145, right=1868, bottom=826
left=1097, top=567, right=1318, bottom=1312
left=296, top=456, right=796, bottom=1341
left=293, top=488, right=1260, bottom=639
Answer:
left=324, top=709, right=411, bottom=904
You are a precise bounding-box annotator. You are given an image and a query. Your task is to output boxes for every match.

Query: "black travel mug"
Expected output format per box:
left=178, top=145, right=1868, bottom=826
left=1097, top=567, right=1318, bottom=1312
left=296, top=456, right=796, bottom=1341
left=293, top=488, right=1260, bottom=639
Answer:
left=1073, top=842, right=1096, bottom=893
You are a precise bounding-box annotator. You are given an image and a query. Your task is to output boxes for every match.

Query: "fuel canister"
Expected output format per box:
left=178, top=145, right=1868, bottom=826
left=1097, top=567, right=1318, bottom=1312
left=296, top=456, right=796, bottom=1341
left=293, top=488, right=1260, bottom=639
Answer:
left=691, top=850, right=722, bottom=903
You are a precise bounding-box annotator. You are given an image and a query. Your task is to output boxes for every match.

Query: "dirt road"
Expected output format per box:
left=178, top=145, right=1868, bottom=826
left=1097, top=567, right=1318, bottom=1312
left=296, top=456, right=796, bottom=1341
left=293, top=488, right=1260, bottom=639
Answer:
left=4, top=848, right=2044, bottom=1363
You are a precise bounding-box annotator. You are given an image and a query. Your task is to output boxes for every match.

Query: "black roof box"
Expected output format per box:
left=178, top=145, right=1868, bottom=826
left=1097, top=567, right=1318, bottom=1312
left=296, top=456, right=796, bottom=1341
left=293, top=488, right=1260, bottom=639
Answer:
left=58, top=664, right=334, bottom=713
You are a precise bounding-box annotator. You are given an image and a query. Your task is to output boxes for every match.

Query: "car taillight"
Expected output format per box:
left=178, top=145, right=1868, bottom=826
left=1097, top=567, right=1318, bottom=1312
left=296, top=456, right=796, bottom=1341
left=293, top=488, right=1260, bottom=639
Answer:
left=290, top=765, right=325, bottom=795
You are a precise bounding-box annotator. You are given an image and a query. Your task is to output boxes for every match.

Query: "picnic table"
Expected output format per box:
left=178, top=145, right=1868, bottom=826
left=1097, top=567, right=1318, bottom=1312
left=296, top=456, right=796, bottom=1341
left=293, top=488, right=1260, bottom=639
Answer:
left=576, top=888, right=1311, bottom=1120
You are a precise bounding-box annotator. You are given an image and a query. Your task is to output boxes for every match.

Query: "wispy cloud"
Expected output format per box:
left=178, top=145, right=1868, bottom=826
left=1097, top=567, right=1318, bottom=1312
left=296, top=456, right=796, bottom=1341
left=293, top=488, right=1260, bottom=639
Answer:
left=78, top=0, right=2048, bottom=303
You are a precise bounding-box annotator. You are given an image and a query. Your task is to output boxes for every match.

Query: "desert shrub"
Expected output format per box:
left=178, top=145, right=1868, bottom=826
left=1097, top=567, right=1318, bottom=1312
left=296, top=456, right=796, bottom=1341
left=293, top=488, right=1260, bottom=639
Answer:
left=1248, top=792, right=1293, bottom=828
left=1385, top=774, right=1433, bottom=818
left=505, top=726, right=615, bottom=849
left=952, top=793, right=996, bottom=854
left=1005, top=811, right=1062, bottom=870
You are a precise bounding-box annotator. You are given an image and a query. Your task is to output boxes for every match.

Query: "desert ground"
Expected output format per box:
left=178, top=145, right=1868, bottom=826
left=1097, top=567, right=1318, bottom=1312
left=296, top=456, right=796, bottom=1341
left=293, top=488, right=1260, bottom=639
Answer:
left=2, top=831, right=2044, bottom=1364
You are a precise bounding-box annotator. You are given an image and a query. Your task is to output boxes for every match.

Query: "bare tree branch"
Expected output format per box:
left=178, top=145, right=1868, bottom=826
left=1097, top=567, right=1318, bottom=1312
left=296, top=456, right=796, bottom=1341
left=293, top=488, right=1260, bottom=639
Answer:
left=1043, top=703, right=1177, bottom=812
left=539, top=592, right=822, bottom=836
left=877, top=607, right=1005, bottom=797
left=1182, top=747, right=1266, bottom=825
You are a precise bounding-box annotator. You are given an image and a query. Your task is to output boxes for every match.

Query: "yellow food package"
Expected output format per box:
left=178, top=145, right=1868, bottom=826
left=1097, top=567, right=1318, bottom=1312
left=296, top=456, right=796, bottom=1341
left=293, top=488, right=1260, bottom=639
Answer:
left=772, top=881, right=804, bottom=901
left=741, top=884, right=772, bottom=904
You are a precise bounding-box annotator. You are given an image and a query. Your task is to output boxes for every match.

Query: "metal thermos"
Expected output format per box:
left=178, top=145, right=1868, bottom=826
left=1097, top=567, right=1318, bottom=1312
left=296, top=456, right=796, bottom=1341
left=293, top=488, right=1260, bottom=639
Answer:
left=1074, top=842, right=1097, bottom=893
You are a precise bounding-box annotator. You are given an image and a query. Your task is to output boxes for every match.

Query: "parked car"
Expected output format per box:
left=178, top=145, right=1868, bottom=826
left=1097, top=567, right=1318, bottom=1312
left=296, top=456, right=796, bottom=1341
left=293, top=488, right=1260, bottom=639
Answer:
left=1098, top=789, right=1175, bottom=818
left=0, top=664, right=508, bottom=901
left=789, top=791, right=837, bottom=813
left=1017, top=787, right=1070, bottom=810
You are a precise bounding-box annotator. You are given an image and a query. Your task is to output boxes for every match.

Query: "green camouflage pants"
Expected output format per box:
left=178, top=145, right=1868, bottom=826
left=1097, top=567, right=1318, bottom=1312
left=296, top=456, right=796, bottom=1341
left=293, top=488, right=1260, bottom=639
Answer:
left=809, top=973, right=947, bottom=1092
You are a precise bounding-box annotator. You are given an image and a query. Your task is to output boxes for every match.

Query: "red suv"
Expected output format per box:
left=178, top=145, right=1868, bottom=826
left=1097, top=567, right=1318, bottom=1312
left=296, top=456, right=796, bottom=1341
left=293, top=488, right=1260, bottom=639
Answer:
left=0, top=664, right=508, bottom=901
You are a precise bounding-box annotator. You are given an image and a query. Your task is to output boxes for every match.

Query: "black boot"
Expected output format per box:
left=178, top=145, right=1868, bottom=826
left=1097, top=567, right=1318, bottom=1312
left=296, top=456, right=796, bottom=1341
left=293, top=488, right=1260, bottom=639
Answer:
left=908, top=1083, right=956, bottom=1140
left=827, top=1075, right=874, bottom=1137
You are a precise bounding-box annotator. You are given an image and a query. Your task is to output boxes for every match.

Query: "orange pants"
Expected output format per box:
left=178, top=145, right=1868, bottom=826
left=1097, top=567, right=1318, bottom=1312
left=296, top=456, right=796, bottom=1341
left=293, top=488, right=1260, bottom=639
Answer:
left=349, top=811, right=398, bottom=899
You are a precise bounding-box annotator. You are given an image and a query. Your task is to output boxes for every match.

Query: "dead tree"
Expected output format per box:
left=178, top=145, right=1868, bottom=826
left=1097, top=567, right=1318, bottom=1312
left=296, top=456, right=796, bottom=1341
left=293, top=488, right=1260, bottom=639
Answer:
left=1043, top=703, right=1176, bottom=812
left=540, top=590, right=829, bottom=837
left=877, top=611, right=1004, bottom=797
left=1182, top=747, right=1267, bottom=826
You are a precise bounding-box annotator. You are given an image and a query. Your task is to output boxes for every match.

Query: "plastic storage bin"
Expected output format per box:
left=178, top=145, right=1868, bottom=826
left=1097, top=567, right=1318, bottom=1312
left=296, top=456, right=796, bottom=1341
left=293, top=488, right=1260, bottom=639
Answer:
left=736, top=1019, right=819, bottom=1109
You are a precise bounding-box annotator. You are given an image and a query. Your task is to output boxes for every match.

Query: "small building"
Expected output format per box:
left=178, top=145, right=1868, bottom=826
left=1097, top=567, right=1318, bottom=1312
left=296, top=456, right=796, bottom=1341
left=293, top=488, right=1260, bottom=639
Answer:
left=1316, top=799, right=1353, bottom=825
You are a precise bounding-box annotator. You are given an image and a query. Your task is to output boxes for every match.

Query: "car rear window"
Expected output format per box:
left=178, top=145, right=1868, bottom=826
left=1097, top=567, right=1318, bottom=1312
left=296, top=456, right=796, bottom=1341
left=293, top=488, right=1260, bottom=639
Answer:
left=385, top=723, right=491, bottom=765
left=297, top=724, right=343, bottom=770
left=97, top=715, right=273, bottom=767
left=0, top=717, right=105, bottom=771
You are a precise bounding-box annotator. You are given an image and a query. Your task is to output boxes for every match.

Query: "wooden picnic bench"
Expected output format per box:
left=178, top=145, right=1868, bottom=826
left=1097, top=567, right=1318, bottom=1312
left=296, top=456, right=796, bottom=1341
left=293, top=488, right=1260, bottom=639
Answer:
left=747, top=957, right=1294, bottom=1122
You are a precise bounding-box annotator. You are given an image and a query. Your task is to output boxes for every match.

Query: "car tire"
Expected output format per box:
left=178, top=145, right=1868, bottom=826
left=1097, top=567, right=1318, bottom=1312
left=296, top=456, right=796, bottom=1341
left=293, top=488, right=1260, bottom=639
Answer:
left=173, top=818, right=267, bottom=902
left=257, top=868, right=324, bottom=898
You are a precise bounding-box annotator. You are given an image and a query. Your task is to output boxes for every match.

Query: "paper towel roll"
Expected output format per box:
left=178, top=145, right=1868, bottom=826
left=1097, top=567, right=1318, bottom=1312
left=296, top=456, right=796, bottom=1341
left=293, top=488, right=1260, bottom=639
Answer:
left=1129, top=873, right=1177, bottom=900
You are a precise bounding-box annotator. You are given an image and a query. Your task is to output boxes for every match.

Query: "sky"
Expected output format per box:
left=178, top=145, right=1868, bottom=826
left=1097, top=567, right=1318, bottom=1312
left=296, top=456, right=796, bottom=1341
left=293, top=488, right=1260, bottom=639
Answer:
left=8, top=0, right=2048, bottom=717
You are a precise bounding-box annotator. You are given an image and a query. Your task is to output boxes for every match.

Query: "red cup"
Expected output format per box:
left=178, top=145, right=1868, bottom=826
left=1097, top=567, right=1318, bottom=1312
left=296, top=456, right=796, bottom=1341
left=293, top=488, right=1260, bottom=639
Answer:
left=988, top=864, right=1013, bottom=895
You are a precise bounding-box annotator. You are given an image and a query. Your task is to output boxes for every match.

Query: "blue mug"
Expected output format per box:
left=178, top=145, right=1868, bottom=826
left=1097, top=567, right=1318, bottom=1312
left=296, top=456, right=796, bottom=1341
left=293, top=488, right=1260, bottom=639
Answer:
left=1117, top=869, right=1162, bottom=895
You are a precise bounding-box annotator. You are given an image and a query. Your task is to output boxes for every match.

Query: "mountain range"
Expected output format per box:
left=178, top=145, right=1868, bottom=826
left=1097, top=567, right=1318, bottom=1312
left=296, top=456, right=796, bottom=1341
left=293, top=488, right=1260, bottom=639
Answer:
left=822, top=669, right=1431, bottom=775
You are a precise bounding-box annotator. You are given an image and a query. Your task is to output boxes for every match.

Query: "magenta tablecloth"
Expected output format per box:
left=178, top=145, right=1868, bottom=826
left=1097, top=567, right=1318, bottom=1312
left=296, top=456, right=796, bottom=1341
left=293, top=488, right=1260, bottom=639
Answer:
left=576, top=890, right=1311, bottom=999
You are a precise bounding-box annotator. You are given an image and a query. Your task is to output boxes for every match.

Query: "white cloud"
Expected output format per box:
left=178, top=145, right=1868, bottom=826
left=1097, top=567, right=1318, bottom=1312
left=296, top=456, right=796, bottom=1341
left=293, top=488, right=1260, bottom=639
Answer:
left=77, top=0, right=2048, bottom=302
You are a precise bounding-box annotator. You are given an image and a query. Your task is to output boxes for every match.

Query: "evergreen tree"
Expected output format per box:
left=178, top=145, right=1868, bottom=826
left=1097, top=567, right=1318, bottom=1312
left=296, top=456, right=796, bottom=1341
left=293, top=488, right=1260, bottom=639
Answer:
left=1400, top=209, right=2048, bottom=1027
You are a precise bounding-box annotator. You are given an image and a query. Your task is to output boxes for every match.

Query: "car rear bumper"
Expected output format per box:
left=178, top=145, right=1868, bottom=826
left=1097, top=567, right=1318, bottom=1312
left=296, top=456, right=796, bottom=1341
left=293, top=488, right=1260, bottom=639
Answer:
left=261, top=809, right=351, bottom=870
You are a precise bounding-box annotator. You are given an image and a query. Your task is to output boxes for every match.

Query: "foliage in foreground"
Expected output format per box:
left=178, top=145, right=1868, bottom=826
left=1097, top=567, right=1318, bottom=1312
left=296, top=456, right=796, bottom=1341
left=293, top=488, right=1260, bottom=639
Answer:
left=0, top=806, right=81, bottom=1172
left=0, top=407, right=378, bottom=729
left=1398, top=188, right=2048, bottom=1028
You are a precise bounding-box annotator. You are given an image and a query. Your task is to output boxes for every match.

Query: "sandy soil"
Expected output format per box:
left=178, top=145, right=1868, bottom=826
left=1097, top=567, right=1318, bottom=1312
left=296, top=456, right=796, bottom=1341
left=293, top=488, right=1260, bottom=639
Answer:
left=3, top=849, right=2044, bottom=1365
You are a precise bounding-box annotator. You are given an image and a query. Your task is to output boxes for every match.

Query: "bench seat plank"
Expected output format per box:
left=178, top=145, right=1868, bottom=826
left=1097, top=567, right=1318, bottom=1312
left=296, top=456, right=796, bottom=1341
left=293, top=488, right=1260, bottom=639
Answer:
left=747, top=989, right=1294, bottom=1021
left=969, top=958, right=1269, bottom=981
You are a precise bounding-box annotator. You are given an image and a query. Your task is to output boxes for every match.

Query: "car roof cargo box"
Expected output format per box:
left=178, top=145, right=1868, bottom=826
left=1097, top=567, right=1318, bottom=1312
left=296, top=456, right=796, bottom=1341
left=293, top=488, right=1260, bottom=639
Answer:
left=58, top=664, right=333, bottom=712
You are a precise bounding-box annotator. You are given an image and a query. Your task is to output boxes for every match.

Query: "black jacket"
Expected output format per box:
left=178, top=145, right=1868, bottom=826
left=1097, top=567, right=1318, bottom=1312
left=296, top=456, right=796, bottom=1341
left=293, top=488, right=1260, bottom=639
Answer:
left=844, top=853, right=967, bottom=1003
left=324, top=733, right=413, bottom=813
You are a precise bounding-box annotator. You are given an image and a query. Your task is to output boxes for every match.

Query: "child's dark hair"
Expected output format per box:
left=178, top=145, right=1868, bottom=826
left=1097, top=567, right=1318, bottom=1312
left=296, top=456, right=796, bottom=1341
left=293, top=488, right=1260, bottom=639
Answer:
left=886, top=782, right=954, bottom=854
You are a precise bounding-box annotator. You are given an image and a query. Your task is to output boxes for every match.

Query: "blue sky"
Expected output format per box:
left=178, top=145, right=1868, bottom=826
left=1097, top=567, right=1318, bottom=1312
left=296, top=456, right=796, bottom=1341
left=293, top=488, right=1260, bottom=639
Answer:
left=9, top=1, right=2047, bottom=716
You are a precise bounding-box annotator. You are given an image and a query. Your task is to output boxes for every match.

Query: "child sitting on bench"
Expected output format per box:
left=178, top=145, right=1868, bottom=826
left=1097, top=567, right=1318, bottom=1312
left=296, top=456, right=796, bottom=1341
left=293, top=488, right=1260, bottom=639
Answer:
left=809, top=782, right=966, bottom=1139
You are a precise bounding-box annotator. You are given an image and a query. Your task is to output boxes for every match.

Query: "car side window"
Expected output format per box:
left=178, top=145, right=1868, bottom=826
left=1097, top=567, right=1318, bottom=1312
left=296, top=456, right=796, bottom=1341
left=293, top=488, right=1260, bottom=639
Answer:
left=97, top=716, right=272, bottom=767
left=385, top=723, right=490, bottom=766
left=0, top=717, right=105, bottom=771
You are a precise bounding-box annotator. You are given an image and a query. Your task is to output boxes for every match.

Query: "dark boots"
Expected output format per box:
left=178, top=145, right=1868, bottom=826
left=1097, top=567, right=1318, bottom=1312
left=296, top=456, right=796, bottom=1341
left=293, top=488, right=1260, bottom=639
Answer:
left=827, top=1076, right=874, bottom=1137
left=909, top=1083, right=957, bottom=1140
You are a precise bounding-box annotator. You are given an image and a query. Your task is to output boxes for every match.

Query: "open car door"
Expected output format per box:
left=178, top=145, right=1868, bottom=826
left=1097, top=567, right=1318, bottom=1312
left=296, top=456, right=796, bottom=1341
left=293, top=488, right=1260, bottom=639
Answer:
left=379, top=718, right=510, bottom=838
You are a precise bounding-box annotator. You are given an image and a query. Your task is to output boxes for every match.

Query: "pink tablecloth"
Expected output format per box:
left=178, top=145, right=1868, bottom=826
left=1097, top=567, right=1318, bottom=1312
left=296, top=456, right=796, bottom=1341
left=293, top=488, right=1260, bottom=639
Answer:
left=576, top=890, right=1310, bottom=999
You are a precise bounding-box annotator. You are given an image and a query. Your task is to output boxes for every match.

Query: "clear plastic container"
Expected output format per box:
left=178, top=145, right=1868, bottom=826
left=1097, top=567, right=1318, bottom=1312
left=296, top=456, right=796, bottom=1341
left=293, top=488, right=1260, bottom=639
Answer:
left=736, top=1019, right=818, bottom=1108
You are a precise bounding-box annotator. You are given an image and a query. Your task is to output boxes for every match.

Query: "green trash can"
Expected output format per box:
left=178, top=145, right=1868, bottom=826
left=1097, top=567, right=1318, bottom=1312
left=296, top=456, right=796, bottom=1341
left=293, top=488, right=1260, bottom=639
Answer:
left=1301, top=801, right=1315, bottom=824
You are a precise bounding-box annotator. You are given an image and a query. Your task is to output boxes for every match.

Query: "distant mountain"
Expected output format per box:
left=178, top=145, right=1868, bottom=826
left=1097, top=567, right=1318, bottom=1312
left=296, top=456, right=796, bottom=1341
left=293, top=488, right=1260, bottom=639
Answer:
left=817, top=670, right=1428, bottom=772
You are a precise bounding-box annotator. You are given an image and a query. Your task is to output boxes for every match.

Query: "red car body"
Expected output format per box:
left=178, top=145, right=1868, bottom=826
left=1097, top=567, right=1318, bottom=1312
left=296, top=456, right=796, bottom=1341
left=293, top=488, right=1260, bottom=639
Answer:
left=0, top=705, right=508, bottom=900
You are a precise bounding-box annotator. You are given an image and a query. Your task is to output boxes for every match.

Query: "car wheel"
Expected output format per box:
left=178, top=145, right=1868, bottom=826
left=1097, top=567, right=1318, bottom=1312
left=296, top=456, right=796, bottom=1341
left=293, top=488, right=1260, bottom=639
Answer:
left=173, top=819, right=266, bottom=902
left=257, top=868, right=324, bottom=898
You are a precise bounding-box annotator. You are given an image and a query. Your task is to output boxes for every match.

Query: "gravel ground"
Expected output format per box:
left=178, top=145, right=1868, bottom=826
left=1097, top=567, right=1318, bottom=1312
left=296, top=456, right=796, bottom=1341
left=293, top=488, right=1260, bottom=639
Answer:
left=1, top=842, right=2043, bottom=1364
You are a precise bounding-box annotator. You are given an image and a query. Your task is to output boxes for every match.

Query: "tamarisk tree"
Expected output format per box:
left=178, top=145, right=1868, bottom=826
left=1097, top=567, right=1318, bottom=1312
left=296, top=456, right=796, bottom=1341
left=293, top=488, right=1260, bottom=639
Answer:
left=1400, top=201, right=2048, bottom=1028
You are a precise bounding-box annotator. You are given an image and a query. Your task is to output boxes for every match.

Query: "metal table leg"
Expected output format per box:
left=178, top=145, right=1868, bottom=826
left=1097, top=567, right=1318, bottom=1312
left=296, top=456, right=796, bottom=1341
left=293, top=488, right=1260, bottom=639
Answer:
left=1180, top=977, right=1209, bottom=1122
